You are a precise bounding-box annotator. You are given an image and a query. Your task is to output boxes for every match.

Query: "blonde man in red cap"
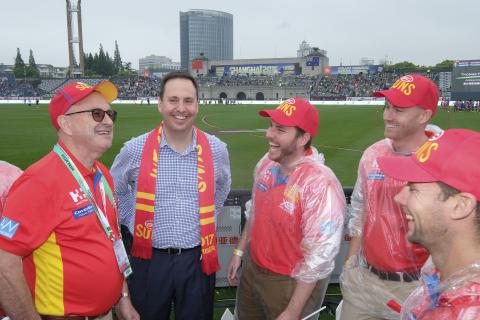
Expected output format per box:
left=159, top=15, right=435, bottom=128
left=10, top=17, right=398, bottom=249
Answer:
left=378, top=128, right=480, bottom=320
left=340, top=74, right=441, bottom=319
left=227, top=98, right=346, bottom=320
left=0, top=82, right=139, bottom=320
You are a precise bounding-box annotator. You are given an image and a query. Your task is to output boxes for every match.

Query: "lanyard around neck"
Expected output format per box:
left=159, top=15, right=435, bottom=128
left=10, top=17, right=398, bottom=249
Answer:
left=53, top=144, right=117, bottom=241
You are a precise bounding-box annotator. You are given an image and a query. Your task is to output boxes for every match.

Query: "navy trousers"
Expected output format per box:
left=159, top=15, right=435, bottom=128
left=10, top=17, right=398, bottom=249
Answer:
left=128, top=247, right=216, bottom=320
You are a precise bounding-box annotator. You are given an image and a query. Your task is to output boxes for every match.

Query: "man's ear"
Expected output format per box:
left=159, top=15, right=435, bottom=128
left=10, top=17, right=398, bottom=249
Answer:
left=450, top=192, right=477, bottom=221
left=157, top=99, right=163, bottom=113
left=298, top=132, right=311, bottom=148
left=57, top=115, right=73, bottom=135
left=418, top=108, right=433, bottom=125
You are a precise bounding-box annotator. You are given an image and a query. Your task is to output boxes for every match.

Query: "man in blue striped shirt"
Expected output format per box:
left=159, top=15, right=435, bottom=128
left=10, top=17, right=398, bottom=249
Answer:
left=111, top=72, right=231, bottom=320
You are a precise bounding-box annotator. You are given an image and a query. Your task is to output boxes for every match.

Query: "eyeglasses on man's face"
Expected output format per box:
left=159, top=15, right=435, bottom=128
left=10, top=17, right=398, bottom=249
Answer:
left=64, top=108, right=117, bottom=122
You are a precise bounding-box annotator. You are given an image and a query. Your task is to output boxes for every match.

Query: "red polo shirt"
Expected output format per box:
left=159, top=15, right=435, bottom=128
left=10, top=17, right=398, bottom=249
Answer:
left=360, top=139, right=429, bottom=272
left=0, top=142, right=123, bottom=316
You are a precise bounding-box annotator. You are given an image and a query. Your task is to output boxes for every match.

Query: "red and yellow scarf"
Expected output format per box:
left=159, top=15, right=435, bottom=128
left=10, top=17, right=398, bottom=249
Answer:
left=131, top=124, right=220, bottom=275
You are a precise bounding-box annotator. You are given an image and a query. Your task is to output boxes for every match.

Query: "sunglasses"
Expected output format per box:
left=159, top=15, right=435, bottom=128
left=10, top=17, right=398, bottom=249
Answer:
left=65, top=108, right=117, bottom=122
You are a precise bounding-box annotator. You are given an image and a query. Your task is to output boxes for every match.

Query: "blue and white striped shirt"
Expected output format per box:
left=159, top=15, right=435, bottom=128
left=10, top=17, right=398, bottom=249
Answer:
left=111, top=128, right=231, bottom=249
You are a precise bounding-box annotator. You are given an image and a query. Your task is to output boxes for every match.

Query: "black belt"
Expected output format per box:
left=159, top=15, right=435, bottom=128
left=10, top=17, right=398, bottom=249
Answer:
left=367, top=263, right=420, bottom=282
left=153, top=246, right=200, bottom=255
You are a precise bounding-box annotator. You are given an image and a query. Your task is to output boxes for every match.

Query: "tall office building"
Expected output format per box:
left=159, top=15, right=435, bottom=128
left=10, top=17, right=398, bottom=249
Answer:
left=180, top=9, right=233, bottom=71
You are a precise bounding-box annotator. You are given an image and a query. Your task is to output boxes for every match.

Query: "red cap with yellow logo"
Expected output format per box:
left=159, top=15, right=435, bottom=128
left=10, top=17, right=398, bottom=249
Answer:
left=49, top=80, right=118, bottom=130
left=259, top=97, right=319, bottom=137
left=373, top=74, right=440, bottom=116
left=378, top=128, right=480, bottom=199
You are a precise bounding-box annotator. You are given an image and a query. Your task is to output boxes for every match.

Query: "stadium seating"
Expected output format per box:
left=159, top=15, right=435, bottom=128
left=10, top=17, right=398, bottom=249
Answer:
left=0, top=72, right=445, bottom=101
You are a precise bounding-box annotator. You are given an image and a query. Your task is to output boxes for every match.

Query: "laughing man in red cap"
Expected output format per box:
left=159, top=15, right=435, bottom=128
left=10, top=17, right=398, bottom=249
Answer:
left=378, top=128, right=480, bottom=319
left=0, top=81, right=139, bottom=319
left=340, top=74, right=441, bottom=320
left=227, top=97, right=346, bottom=319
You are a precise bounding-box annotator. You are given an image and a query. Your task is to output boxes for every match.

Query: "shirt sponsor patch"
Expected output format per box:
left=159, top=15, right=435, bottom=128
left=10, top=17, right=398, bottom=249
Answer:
left=368, top=172, right=385, bottom=180
left=0, top=216, right=20, bottom=239
left=256, top=181, right=268, bottom=192
left=279, top=200, right=295, bottom=215
left=319, top=221, right=336, bottom=234
left=72, top=203, right=95, bottom=219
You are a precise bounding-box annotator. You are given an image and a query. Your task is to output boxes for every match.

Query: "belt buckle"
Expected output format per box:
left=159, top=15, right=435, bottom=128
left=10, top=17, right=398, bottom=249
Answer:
left=167, top=248, right=182, bottom=255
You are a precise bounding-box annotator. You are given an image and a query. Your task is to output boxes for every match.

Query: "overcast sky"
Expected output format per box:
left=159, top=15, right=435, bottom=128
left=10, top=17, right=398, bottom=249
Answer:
left=1, top=0, right=479, bottom=69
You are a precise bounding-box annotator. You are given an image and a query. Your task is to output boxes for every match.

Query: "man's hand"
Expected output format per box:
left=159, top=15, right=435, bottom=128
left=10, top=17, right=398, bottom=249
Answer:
left=115, top=296, right=140, bottom=320
left=275, top=307, right=301, bottom=320
left=227, top=255, right=242, bottom=286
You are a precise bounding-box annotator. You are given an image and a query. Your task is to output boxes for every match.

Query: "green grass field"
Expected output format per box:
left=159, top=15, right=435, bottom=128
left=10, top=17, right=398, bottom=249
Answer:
left=2, top=103, right=480, bottom=189
left=2, top=103, right=480, bottom=319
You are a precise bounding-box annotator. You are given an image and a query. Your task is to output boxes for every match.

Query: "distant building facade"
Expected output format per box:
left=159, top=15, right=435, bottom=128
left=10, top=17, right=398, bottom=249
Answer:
left=180, top=9, right=233, bottom=71
left=359, top=57, right=375, bottom=65
left=191, top=54, right=329, bottom=78
left=138, top=55, right=180, bottom=76
left=296, top=41, right=327, bottom=59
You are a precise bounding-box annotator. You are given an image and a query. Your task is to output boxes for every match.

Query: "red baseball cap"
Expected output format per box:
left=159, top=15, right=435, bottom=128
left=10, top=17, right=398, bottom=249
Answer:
left=378, top=128, right=480, bottom=200
left=373, top=74, right=440, bottom=116
left=259, top=98, right=319, bottom=137
left=49, top=80, right=118, bottom=130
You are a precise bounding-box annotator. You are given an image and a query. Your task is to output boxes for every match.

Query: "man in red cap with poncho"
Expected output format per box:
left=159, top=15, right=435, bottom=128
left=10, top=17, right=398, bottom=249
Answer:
left=227, top=97, right=346, bottom=319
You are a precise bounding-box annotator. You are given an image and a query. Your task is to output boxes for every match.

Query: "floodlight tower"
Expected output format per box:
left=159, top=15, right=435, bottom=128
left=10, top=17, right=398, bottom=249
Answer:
left=66, top=0, right=85, bottom=77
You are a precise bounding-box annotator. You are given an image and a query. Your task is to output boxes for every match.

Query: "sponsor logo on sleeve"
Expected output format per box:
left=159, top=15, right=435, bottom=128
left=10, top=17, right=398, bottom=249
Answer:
left=368, top=172, right=385, bottom=180
left=0, top=216, right=20, bottom=239
left=72, top=204, right=95, bottom=219
left=256, top=181, right=268, bottom=192
left=319, top=221, right=337, bottom=234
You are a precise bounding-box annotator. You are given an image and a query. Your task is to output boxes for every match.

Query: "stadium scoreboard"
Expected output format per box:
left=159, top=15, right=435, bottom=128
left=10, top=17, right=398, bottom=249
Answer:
left=451, top=60, right=480, bottom=100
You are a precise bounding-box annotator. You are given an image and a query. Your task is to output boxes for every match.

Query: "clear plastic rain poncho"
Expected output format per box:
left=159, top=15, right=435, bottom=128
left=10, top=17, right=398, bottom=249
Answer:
left=341, top=126, right=444, bottom=319
left=0, top=160, right=23, bottom=214
left=401, top=258, right=480, bottom=320
left=248, top=147, right=346, bottom=282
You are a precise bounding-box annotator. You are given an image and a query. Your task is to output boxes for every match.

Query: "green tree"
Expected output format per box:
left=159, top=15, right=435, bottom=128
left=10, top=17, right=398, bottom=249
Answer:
left=97, top=44, right=107, bottom=75
left=435, top=60, right=454, bottom=70
left=117, top=61, right=136, bottom=76
left=392, top=61, right=418, bottom=69
left=26, top=49, right=40, bottom=78
left=105, top=52, right=115, bottom=76
left=83, top=42, right=132, bottom=76
left=13, top=48, right=26, bottom=78
left=113, top=40, right=123, bottom=73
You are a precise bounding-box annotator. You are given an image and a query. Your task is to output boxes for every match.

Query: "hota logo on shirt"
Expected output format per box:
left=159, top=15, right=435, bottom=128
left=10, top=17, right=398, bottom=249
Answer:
left=69, top=188, right=87, bottom=203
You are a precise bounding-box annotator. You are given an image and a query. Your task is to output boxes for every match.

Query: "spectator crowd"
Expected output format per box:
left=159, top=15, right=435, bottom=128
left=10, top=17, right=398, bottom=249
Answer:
left=1, top=71, right=476, bottom=104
